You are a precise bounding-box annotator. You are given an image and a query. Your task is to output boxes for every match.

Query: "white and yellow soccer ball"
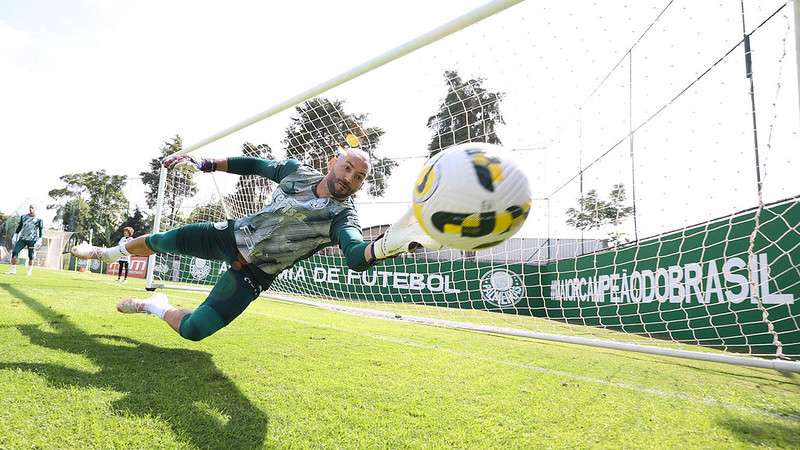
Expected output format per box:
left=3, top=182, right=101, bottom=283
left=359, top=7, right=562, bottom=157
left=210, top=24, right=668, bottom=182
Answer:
left=412, top=142, right=531, bottom=250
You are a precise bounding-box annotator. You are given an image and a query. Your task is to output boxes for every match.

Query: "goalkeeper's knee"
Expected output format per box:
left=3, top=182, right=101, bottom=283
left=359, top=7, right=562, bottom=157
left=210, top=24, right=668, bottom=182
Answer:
left=178, top=305, right=226, bottom=341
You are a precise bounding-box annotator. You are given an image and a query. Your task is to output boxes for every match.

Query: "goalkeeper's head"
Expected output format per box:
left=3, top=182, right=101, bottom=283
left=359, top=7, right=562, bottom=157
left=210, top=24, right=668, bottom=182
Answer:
left=325, top=148, right=371, bottom=200
left=28, top=204, right=36, bottom=216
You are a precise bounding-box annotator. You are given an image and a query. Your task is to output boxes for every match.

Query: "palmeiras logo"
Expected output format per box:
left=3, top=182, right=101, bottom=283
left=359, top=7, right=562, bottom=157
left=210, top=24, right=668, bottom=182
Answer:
left=190, top=257, right=211, bottom=280
left=479, top=269, right=524, bottom=307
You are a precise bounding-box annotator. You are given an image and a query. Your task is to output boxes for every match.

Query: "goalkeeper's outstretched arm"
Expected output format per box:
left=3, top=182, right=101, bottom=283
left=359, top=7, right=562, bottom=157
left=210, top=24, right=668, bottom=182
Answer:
left=333, top=209, right=429, bottom=272
left=162, top=154, right=301, bottom=184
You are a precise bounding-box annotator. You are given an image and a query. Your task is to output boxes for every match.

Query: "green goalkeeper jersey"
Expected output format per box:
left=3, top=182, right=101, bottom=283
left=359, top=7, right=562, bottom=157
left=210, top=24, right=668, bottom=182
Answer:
left=229, top=158, right=364, bottom=275
left=16, top=214, right=43, bottom=241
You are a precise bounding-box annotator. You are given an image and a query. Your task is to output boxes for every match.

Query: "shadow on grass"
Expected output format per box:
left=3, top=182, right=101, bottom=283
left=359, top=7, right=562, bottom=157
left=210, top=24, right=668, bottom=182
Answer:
left=718, top=416, right=800, bottom=448
left=0, top=283, right=268, bottom=449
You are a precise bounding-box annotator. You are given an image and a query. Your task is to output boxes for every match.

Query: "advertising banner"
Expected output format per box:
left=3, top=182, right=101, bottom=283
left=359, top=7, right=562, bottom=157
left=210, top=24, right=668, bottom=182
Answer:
left=153, top=198, right=800, bottom=356
left=105, top=256, right=149, bottom=279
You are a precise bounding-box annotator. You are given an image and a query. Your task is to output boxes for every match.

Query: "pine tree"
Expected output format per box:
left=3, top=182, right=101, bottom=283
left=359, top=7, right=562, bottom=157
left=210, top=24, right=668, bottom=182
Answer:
left=283, top=97, right=396, bottom=197
left=141, top=135, right=197, bottom=222
left=426, top=70, right=505, bottom=157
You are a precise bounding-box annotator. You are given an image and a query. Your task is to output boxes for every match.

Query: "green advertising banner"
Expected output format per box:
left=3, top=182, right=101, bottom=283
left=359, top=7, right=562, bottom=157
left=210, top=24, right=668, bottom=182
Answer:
left=542, top=198, right=800, bottom=357
left=274, top=254, right=542, bottom=313
left=271, top=198, right=800, bottom=357
left=153, top=255, right=229, bottom=286
left=160, top=198, right=800, bottom=357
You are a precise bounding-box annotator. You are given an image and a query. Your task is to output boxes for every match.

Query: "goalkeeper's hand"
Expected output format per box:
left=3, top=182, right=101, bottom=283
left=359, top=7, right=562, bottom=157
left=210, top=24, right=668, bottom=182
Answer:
left=162, top=155, right=216, bottom=172
left=371, top=231, right=420, bottom=260
left=34, top=238, right=43, bottom=249
left=371, top=209, right=443, bottom=261
left=11, top=233, right=19, bottom=246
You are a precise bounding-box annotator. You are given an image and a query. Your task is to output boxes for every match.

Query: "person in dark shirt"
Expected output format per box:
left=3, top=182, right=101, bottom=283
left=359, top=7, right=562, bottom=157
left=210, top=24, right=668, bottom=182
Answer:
left=6, top=204, right=43, bottom=277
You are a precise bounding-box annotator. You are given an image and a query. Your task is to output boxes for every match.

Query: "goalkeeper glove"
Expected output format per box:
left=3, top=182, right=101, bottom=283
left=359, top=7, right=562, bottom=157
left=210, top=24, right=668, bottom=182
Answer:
left=162, top=155, right=216, bottom=172
left=370, top=209, right=443, bottom=261
left=371, top=232, right=419, bottom=261
left=11, top=233, right=18, bottom=246
left=34, top=238, right=43, bottom=249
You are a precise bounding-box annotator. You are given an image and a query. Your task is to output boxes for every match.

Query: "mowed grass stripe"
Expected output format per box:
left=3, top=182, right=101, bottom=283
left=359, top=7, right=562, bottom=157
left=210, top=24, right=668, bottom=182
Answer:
left=0, top=266, right=798, bottom=449
left=248, top=310, right=800, bottom=422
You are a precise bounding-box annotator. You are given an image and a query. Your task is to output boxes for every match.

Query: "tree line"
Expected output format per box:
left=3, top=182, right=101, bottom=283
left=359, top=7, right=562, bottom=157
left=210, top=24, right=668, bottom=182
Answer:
left=2, top=69, right=634, bottom=250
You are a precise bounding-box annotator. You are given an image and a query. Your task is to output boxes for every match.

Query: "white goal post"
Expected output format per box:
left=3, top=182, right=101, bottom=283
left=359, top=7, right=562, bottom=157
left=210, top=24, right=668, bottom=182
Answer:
left=146, top=0, right=800, bottom=372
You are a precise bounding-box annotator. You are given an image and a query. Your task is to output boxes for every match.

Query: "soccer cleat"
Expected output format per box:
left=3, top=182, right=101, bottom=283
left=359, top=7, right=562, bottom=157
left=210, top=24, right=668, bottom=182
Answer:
left=116, top=298, right=146, bottom=314
left=71, top=243, right=111, bottom=262
left=117, top=293, right=169, bottom=316
left=26, top=268, right=32, bottom=277
left=5, top=267, right=16, bottom=275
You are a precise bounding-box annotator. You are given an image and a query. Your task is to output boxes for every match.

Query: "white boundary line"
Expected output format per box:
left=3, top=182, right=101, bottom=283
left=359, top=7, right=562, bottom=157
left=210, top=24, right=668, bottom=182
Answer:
left=148, top=285, right=800, bottom=373
left=268, top=293, right=800, bottom=373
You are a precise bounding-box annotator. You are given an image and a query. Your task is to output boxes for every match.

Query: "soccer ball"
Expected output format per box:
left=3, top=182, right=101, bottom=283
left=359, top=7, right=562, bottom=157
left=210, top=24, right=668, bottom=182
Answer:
left=412, top=143, right=531, bottom=250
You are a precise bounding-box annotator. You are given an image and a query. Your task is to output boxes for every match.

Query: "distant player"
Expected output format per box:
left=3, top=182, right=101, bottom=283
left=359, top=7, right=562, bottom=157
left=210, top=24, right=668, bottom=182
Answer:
left=72, top=150, right=423, bottom=341
left=7, top=204, right=43, bottom=276
left=116, top=227, right=135, bottom=283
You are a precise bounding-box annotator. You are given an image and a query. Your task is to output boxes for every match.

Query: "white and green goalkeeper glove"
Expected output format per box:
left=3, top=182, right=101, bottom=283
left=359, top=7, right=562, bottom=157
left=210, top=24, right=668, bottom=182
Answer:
left=11, top=233, right=19, bottom=246
left=371, top=209, right=443, bottom=261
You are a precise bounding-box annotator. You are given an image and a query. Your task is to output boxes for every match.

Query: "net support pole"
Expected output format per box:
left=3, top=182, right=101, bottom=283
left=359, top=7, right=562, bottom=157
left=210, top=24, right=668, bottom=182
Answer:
left=740, top=1, right=763, bottom=199
left=794, top=0, right=800, bottom=122
left=145, top=167, right=168, bottom=289
left=175, top=0, right=525, bottom=156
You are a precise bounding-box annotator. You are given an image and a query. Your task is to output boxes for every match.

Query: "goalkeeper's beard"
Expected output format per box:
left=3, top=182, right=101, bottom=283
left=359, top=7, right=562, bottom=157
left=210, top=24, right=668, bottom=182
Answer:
left=326, top=172, right=354, bottom=200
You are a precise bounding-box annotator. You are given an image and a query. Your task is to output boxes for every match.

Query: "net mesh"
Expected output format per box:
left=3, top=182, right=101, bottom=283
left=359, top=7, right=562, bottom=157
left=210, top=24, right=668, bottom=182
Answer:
left=148, top=0, right=800, bottom=359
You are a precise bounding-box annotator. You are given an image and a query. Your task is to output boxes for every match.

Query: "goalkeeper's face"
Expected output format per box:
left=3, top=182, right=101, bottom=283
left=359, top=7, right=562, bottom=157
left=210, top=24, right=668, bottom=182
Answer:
left=326, top=149, right=370, bottom=200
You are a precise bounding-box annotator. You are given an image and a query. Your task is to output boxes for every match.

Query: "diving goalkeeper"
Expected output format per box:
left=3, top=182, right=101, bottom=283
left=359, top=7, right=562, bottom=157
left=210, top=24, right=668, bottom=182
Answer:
left=72, top=149, right=420, bottom=341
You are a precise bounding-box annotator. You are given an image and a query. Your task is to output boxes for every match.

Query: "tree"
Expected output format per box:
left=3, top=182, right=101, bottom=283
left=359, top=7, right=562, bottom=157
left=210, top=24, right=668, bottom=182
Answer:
left=565, top=189, right=604, bottom=232
left=0, top=212, right=11, bottom=249
left=110, top=207, right=153, bottom=244
left=185, top=142, right=277, bottom=223
left=52, top=199, right=91, bottom=234
left=141, top=135, right=197, bottom=221
left=426, top=70, right=505, bottom=157
left=282, top=97, right=397, bottom=197
left=188, top=201, right=225, bottom=224
left=565, top=183, right=634, bottom=246
left=48, top=171, right=129, bottom=247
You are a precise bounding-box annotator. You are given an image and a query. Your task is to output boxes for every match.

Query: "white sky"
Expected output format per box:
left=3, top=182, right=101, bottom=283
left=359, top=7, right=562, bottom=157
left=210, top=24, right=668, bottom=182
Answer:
left=2, top=0, right=798, bottom=241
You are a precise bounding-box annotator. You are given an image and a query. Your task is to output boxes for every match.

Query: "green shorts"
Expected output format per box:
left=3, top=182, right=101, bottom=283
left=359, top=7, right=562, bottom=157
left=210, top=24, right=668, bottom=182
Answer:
left=146, top=221, right=275, bottom=327
left=12, top=239, right=36, bottom=259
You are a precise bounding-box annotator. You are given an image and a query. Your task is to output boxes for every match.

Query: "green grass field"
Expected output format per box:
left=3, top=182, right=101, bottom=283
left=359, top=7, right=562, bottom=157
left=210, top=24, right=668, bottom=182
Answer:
left=0, top=266, right=798, bottom=449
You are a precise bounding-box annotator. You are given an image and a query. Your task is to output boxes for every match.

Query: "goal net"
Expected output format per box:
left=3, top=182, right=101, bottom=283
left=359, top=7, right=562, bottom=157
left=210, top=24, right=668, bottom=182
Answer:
left=146, top=0, right=800, bottom=368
